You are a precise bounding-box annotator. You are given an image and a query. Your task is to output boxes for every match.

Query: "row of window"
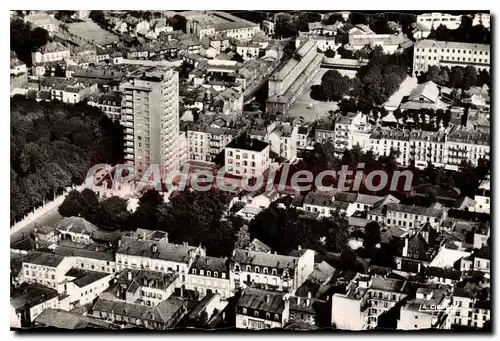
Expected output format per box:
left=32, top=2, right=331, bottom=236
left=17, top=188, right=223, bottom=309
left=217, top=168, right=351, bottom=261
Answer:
left=233, top=264, right=281, bottom=276
left=191, top=268, right=227, bottom=278
left=415, top=48, right=488, bottom=55
left=416, top=55, right=488, bottom=63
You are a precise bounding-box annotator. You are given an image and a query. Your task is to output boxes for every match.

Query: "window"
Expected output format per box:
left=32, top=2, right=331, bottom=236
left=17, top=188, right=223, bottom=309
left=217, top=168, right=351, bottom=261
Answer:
left=214, top=271, right=218, bottom=278
left=207, top=271, right=211, bottom=277
left=192, top=269, right=197, bottom=274
left=255, top=266, right=260, bottom=273
left=200, top=270, right=204, bottom=276
left=246, top=265, right=251, bottom=272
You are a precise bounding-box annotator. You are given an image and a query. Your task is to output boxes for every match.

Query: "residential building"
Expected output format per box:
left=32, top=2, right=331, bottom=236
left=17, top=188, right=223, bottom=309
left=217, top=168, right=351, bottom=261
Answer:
left=31, top=42, right=70, bottom=65
left=61, top=268, right=113, bottom=309
left=474, top=173, right=490, bottom=214
left=381, top=203, right=446, bottom=230
left=33, top=308, right=117, bottom=329
left=53, top=243, right=116, bottom=274
left=20, top=252, right=74, bottom=290
left=10, top=283, right=60, bottom=328
left=444, top=128, right=490, bottom=168
left=112, top=269, right=179, bottom=307
left=24, top=12, right=59, bottom=32
left=235, top=42, right=261, bottom=61
left=413, top=40, right=490, bottom=75
left=397, top=286, right=453, bottom=330
left=416, top=13, right=463, bottom=32
left=331, top=274, right=409, bottom=330
left=187, top=256, right=230, bottom=299
left=50, top=81, right=98, bottom=104
left=261, top=20, right=275, bottom=35
left=115, top=235, right=205, bottom=288
left=348, top=33, right=408, bottom=54
left=229, top=248, right=315, bottom=294
left=87, top=92, right=122, bottom=122
left=119, top=67, right=181, bottom=176
left=224, top=137, right=270, bottom=177
left=450, top=287, right=490, bottom=328
left=92, top=295, right=187, bottom=329
left=236, top=287, right=290, bottom=329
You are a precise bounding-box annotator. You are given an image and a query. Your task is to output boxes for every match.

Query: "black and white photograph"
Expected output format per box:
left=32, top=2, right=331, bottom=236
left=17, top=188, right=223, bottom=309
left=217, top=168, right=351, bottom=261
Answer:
left=9, top=9, right=492, bottom=332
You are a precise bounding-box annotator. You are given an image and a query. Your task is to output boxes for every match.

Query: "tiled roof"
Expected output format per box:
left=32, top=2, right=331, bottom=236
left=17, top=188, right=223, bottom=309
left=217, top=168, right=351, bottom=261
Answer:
left=23, top=251, right=65, bottom=268
left=237, top=287, right=286, bottom=314
left=34, top=309, right=116, bottom=329
left=117, top=236, right=198, bottom=264
left=11, top=283, right=58, bottom=311
left=232, top=249, right=298, bottom=271
left=190, top=255, right=228, bottom=273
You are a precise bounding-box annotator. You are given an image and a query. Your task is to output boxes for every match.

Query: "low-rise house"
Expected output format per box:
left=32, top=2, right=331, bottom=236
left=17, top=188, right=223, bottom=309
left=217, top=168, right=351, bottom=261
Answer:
left=92, top=295, right=187, bottom=329
left=34, top=308, right=117, bottom=329
left=31, top=42, right=70, bottom=65
left=10, top=283, right=60, bottom=328
left=50, top=81, right=98, bottom=103
left=235, top=42, right=261, bottom=60
left=236, top=288, right=290, bottom=329
left=87, top=92, right=122, bottom=122
left=62, top=268, right=112, bottom=309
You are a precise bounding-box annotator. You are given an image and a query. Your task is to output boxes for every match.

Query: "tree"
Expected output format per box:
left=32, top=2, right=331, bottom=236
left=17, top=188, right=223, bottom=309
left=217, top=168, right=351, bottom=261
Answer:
left=320, top=70, right=351, bottom=101
left=235, top=223, right=251, bottom=249
left=450, top=66, right=465, bottom=88
left=324, top=49, right=336, bottom=58
left=363, top=221, right=381, bottom=252
left=462, top=66, right=478, bottom=90
left=58, top=190, right=84, bottom=218
left=339, top=246, right=358, bottom=270
left=477, top=69, right=490, bottom=87
left=100, top=196, right=131, bottom=230
left=324, top=13, right=344, bottom=25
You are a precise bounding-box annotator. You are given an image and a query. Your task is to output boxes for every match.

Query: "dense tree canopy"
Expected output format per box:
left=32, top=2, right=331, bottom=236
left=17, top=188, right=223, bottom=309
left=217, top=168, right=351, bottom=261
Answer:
left=11, top=98, right=123, bottom=224
left=10, top=18, right=49, bottom=66
left=249, top=203, right=349, bottom=255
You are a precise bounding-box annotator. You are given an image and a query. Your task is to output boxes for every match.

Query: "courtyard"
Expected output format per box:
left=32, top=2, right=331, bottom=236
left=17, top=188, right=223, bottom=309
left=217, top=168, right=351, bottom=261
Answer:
left=287, top=68, right=357, bottom=122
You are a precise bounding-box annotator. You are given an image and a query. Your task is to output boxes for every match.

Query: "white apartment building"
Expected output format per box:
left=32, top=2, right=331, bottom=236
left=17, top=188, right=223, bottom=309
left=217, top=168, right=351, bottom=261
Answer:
left=444, top=129, right=490, bottom=169
left=31, top=42, right=70, bottom=65
left=397, top=287, right=452, bottom=330
left=236, top=42, right=261, bottom=60
left=451, top=289, right=490, bottom=329
left=120, top=67, right=181, bottom=176
left=236, top=288, right=290, bottom=329
left=187, top=256, right=231, bottom=299
left=224, top=137, right=270, bottom=177
left=367, top=130, right=412, bottom=167
left=269, top=124, right=298, bottom=162
left=115, top=235, right=205, bottom=288
left=21, top=252, right=74, bottom=290
left=53, top=244, right=116, bottom=274
left=413, top=40, right=490, bottom=75
left=62, top=268, right=113, bottom=309
left=335, top=112, right=370, bottom=151
left=229, top=248, right=315, bottom=294
left=332, top=274, right=409, bottom=330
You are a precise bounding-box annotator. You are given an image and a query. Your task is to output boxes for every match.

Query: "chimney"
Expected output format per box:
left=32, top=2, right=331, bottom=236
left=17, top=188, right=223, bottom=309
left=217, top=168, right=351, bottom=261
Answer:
left=266, top=294, right=270, bottom=304
left=306, top=298, right=311, bottom=307
left=152, top=244, right=158, bottom=253
left=298, top=245, right=302, bottom=251
left=143, top=232, right=147, bottom=240
left=206, top=258, right=209, bottom=266
left=118, top=239, right=122, bottom=247
left=307, top=292, right=312, bottom=299
left=127, top=271, right=132, bottom=281
left=297, top=297, right=301, bottom=305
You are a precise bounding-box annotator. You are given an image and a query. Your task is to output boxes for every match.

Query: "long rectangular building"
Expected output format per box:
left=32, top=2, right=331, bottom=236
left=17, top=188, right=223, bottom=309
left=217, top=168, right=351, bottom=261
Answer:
left=413, top=40, right=490, bottom=75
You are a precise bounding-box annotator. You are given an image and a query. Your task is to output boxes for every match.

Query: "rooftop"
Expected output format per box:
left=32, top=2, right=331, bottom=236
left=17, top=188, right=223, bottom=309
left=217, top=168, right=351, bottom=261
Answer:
left=11, top=283, right=59, bottom=312
left=232, top=249, right=299, bottom=271
left=117, top=236, right=198, bottom=264
left=23, top=251, right=65, bottom=268
left=65, top=268, right=110, bottom=288
left=34, top=308, right=116, bottom=329
left=225, top=136, right=269, bottom=152
left=237, top=287, right=286, bottom=315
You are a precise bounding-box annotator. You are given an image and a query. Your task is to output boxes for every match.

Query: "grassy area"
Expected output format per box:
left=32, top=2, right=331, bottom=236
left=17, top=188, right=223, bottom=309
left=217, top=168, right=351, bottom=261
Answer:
left=287, top=68, right=357, bottom=122
left=67, top=20, right=119, bottom=46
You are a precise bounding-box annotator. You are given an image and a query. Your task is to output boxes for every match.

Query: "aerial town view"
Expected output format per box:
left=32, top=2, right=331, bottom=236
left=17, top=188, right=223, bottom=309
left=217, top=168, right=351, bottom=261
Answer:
left=10, top=10, right=491, bottom=332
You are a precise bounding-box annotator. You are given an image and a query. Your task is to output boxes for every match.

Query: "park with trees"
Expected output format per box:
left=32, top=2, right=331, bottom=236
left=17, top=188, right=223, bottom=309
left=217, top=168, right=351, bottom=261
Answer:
left=10, top=97, right=123, bottom=224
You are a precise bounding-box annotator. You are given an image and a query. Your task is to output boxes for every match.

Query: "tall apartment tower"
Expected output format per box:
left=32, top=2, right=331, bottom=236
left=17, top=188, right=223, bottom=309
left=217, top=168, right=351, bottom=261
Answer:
left=120, top=67, right=181, bottom=178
